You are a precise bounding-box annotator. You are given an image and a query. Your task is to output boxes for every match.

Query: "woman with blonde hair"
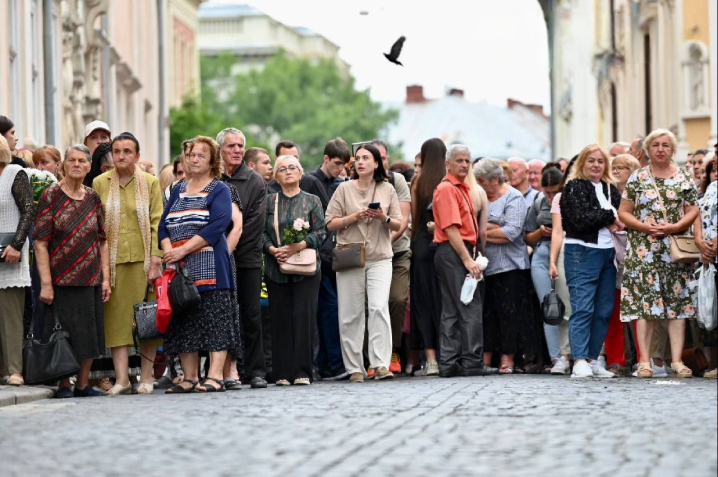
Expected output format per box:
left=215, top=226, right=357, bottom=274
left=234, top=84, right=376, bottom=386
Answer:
left=618, top=129, right=699, bottom=378
left=558, top=144, right=622, bottom=378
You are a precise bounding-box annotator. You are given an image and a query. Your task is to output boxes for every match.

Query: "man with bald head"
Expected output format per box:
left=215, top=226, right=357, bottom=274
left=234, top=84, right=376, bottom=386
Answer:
left=527, top=159, right=545, bottom=193
left=508, top=157, right=539, bottom=209
left=609, top=142, right=630, bottom=157
left=629, top=137, right=648, bottom=168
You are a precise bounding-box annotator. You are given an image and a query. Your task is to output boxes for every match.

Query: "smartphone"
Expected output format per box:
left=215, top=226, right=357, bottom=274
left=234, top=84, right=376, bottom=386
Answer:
left=368, top=202, right=381, bottom=209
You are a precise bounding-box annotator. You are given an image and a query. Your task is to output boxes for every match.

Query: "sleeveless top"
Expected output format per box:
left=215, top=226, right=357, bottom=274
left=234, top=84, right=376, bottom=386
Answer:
left=0, top=164, right=31, bottom=289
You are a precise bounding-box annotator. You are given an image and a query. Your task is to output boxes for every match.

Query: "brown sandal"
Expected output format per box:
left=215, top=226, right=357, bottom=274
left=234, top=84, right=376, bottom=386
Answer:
left=670, top=361, right=692, bottom=378
left=637, top=362, right=653, bottom=378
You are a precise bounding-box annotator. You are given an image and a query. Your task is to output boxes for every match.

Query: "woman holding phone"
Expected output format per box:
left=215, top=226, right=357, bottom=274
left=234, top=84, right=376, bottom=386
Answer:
left=325, top=144, right=402, bottom=383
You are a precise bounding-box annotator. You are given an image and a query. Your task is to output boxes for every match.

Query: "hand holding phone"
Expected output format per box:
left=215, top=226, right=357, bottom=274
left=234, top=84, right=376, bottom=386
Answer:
left=368, top=202, right=381, bottom=209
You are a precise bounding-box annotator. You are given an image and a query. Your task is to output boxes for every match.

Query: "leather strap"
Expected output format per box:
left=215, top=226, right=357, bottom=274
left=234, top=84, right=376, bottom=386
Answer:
left=273, top=194, right=282, bottom=247
left=442, top=179, right=479, bottom=259
left=647, top=168, right=685, bottom=226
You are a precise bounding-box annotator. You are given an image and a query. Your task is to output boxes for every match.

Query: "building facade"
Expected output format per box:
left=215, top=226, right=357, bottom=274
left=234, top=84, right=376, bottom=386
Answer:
left=0, top=0, right=203, bottom=168
left=549, top=0, right=716, bottom=162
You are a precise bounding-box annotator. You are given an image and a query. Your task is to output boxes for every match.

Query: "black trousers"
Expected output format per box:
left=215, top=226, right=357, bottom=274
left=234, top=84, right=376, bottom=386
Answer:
left=434, top=242, right=484, bottom=373
left=266, top=273, right=321, bottom=381
left=236, top=266, right=266, bottom=378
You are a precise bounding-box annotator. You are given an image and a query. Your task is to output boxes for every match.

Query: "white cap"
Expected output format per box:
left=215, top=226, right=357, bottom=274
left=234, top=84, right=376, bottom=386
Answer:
left=84, top=120, right=111, bottom=139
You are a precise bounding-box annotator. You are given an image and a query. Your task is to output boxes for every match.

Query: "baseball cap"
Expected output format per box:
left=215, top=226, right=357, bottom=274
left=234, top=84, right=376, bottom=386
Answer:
left=85, top=120, right=111, bottom=139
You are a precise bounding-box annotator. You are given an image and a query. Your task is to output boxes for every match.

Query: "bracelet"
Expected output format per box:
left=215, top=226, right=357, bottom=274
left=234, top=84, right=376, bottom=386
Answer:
left=342, top=217, right=349, bottom=230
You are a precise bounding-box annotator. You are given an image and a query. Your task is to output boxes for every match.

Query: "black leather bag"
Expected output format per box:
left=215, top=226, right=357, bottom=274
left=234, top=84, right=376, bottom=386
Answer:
left=169, top=262, right=200, bottom=314
left=0, top=232, right=19, bottom=263
left=22, top=304, right=80, bottom=385
left=541, top=280, right=566, bottom=326
left=133, top=285, right=163, bottom=343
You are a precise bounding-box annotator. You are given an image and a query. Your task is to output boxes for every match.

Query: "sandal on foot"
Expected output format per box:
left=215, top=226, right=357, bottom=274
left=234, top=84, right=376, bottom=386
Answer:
left=223, top=378, right=243, bottom=390
left=637, top=362, right=653, bottom=378
left=6, top=374, right=24, bottom=386
left=196, top=377, right=225, bottom=393
left=276, top=379, right=291, bottom=386
left=106, top=383, right=132, bottom=396
left=293, top=378, right=310, bottom=386
left=670, top=361, right=692, bottom=378
left=499, top=365, right=514, bottom=374
left=137, top=383, right=154, bottom=395
left=165, top=379, right=198, bottom=394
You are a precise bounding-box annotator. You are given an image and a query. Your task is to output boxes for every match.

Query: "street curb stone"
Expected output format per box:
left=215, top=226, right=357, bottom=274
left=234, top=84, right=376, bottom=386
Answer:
left=0, top=384, right=55, bottom=407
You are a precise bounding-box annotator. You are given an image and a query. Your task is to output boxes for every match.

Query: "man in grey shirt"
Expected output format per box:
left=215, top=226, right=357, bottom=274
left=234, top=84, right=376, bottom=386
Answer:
left=372, top=140, right=411, bottom=374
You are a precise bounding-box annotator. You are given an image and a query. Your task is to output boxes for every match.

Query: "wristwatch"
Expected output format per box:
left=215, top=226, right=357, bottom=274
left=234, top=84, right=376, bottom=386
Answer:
left=385, top=216, right=391, bottom=224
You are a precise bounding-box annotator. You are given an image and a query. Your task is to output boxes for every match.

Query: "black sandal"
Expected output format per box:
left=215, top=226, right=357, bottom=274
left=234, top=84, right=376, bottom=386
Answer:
left=165, top=379, right=198, bottom=394
left=223, top=378, right=242, bottom=391
left=196, top=377, right=225, bottom=393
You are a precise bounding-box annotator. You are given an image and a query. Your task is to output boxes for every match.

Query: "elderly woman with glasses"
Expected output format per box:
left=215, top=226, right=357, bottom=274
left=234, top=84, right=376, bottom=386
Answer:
left=262, top=155, right=325, bottom=386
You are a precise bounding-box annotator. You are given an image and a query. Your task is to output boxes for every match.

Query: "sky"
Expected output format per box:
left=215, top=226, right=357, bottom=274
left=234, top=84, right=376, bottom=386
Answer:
left=218, top=0, right=551, bottom=110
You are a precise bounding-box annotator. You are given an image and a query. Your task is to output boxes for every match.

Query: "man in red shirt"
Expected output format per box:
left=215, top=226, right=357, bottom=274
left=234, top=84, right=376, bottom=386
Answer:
left=433, top=146, right=498, bottom=378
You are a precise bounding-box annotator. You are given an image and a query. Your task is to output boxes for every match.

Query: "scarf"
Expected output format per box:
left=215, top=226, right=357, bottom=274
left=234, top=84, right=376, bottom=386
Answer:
left=105, top=167, right=152, bottom=286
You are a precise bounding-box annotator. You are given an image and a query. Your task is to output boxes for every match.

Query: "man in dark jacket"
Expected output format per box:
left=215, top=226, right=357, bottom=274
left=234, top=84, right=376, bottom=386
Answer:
left=218, top=127, right=268, bottom=388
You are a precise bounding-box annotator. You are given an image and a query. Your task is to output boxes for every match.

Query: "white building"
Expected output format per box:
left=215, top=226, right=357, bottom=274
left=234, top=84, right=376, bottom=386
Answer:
left=385, top=86, right=550, bottom=162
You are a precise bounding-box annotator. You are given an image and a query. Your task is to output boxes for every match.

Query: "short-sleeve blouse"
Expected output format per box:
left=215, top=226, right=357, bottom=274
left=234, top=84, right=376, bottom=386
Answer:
left=700, top=181, right=717, bottom=243
left=33, top=184, right=106, bottom=286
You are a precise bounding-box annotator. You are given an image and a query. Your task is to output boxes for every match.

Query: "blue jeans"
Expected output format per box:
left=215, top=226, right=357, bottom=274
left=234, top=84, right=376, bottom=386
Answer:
left=531, top=241, right=560, bottom=361
left=316, top=275, right=344, bottom=372
left=564, top=244, right=616, bottom=361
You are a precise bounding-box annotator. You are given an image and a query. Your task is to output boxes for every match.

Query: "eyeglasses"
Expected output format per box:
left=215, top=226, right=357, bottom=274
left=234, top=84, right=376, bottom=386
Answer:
left=276, top=165, right=299, bottom=174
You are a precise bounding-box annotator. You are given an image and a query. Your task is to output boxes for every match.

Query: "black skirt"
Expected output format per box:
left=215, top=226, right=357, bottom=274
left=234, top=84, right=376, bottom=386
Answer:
left=42, top=286, right=105, bottom=361
left=483, top=269, right=534, bottom=355
left=163, top=289, right=240, bottom=355
left=409, top=227, right=442, bottom=351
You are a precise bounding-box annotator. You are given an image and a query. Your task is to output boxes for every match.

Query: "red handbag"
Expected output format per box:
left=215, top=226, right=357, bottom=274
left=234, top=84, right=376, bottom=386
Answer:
left=155, top=268, right=176, bottom=333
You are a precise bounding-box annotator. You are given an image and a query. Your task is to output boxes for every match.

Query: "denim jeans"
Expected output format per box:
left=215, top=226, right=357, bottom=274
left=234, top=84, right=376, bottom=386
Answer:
left=531, top=241, right=560, bottom=361
left=316, top=274, right=344, bottom=372
left=564, top=244, right=616, bottom=361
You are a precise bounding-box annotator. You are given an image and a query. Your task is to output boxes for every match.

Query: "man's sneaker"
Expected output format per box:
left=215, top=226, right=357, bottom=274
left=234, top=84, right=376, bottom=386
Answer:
left=349, top=373, right=364, bottom=383
left=425, top=361, right=440, bottom=376
left=550, top=356, right=571, bottom=375
left=571, top=360, right=593, bottom=378
left=704, top=368, right=717, bottom=379
left=590, top=360, right=616, bottom=378
left=366, top=367, right=375, bottom=379
left=375, top=366, right=394, bottom=380
left=389, top=352, right=402, bottom=373
left=652, top=359, right=668, bottom=378
left=597, top=355, right=607, bottom=370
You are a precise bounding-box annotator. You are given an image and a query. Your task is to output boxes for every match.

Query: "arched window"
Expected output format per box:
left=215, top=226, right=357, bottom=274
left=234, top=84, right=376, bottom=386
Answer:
left=683, top=41, right=709, bottom=113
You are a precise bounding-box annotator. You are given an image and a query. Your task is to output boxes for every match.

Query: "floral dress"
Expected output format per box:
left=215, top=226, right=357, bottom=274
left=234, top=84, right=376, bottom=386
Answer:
left=699, top=181, right=717, bottom=244
left=620, top=167, right=697, bottom=321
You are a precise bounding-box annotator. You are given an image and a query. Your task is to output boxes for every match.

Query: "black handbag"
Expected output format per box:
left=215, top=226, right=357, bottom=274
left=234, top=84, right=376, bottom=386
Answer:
left=22, top=303, right=80, bottom=385
left=133, top=284, right=163, bottom=343
left=541, top=279, right=566, bottom=326
left=0, top=232, right=19, bottom=263
left=169, top=262, right=200, bottom=314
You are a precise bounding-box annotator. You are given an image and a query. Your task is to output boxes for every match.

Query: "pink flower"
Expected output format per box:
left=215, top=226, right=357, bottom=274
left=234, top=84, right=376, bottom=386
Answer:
left=293, top=218, right=306, bottom=231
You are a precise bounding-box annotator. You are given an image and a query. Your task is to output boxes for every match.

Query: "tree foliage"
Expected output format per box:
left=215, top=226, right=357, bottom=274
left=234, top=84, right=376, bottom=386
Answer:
left=169, top=51, right=399, bottom=167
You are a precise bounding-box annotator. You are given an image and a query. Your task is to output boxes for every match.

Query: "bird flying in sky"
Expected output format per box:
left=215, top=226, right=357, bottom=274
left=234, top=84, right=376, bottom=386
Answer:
left=384, top=36, right=406, bottom=66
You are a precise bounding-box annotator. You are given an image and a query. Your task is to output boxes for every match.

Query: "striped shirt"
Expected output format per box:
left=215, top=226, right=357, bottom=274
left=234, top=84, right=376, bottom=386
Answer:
left=484, top=187, right=529, bottom=276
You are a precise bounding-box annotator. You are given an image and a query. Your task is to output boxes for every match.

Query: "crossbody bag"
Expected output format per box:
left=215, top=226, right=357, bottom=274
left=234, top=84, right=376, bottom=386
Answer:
left=332, top=183, right=376, bottom=272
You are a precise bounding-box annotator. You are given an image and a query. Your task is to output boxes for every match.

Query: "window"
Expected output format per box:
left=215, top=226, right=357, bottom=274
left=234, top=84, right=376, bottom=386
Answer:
left=685, top=42, right=709, bottom=111
left=8, top=0, right=21, bottom=128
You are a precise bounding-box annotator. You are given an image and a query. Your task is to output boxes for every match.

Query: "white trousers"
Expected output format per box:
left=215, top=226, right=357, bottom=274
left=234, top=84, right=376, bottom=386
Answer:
left=336, top=259, right=393, bottom=374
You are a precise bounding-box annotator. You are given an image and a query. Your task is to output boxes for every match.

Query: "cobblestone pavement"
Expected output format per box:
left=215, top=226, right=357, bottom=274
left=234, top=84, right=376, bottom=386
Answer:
left=0, top=375, right=716, bottom=477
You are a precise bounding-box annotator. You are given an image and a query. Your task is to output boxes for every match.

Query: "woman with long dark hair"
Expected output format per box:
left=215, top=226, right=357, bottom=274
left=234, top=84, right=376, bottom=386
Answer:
left=409, top=138, right=446, bottom=376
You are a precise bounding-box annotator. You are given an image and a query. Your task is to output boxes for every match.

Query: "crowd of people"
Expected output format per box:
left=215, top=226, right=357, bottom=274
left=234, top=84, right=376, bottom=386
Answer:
left=0, top=111, right=716, bottom=397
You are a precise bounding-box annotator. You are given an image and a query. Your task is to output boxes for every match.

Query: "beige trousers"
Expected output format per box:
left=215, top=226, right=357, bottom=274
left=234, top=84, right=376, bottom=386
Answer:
left=0, top=287, right=25, bottom=375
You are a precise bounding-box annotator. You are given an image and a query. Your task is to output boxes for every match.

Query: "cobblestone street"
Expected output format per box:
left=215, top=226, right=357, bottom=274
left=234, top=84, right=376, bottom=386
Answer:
left=1, top=375, right=716, bottom=476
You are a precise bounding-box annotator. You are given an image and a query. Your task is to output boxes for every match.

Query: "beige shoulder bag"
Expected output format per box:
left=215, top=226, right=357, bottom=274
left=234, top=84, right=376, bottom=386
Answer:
left=273, top=194, right=317, bottom=276
left=647, top=170, right=699, bottom=264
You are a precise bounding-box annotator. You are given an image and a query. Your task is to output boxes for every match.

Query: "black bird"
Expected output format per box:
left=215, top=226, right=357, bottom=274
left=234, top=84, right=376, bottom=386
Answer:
left=384, top=36, right=405, bottom=66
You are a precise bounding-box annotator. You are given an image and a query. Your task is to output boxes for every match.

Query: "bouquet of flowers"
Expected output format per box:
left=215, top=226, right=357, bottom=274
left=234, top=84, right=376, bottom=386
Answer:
left=28, top=170, right=58, bottom=205
left=283, top=218, right=310, bottom=245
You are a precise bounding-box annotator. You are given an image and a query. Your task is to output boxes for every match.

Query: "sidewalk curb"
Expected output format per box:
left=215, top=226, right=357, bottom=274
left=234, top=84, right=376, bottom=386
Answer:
left=0, top=385, right=55, bottom=408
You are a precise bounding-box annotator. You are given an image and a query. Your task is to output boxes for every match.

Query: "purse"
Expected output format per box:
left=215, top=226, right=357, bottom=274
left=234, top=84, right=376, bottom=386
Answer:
left=22, top=303, right=80, bottom=385
left=0, top=232, right=19, bottom=263
left=168, top=262, right=201, bottom=314
left=156, top=269, right=176, bottom=334
left=647, top=170, right=700, bottom=263
left=133, top=284, right=163, bottom=343
left=541, top=279, right=566, bottom=326
left=332, top=184, right=375, bottom=272
left=273, top=194, right=317, bottom=276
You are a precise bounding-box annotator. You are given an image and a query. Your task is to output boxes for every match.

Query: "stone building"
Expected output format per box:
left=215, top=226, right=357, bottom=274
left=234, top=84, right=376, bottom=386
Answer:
left=0, top=0, right=204, bottom=169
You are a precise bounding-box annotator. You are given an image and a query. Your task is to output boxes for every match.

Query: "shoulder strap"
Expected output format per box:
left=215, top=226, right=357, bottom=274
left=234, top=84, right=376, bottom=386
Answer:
left=273, top=194, right=282, bottom=247
left=647, top=169, right=671, bottom=224
left=441, top=179, right=479, bottom=258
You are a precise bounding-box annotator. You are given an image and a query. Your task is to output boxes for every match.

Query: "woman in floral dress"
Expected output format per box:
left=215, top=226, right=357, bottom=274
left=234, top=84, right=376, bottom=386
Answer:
left=618, top=129, right=699, bottom=378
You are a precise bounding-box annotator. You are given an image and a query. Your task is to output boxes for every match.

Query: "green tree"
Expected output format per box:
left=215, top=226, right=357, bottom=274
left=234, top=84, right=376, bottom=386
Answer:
left=169, top=51, right=399, bottom=168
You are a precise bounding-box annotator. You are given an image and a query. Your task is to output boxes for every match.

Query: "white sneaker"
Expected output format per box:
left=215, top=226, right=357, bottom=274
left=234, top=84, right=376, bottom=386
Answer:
left=597, top=356, right=607, bottom=370
left=550, top=356, right=571, bottom=375
left=424, top=362, right=440, bottom=376
left=652, top=359, right=668, bottom=378
left=571, top=360, right=593, bottom=378
left=590, top=360, right=615, bottom=378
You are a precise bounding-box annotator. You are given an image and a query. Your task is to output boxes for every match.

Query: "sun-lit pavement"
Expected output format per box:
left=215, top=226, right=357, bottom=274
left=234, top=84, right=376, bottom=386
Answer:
left=1, top=374, right=716, bottom=477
